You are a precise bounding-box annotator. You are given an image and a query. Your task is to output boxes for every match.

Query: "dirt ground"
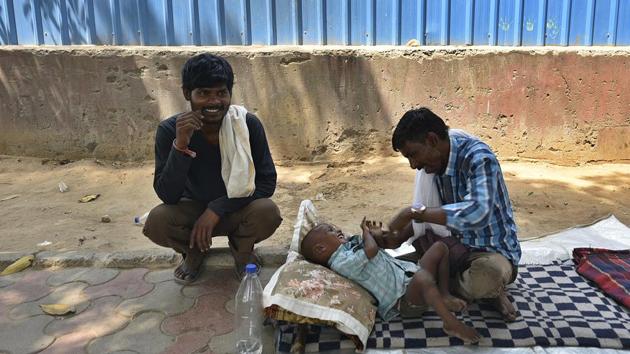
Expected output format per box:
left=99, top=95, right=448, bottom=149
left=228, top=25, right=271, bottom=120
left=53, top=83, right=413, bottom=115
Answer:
left=0, top=155, right=629, bottom=253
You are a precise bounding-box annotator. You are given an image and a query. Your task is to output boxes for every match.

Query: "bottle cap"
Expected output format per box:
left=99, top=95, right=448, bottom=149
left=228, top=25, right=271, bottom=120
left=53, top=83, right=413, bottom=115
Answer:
left=245, top=263, right=258, bottom=274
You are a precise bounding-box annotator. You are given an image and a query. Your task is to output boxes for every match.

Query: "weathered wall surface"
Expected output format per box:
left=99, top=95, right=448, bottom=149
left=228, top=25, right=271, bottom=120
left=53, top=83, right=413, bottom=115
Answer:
left=1, top=46, right=629, bottom=164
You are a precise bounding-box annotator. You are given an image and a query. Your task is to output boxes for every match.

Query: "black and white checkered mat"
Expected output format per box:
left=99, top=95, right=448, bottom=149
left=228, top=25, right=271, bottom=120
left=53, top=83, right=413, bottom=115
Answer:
left=276, top=264, right=630, bottom=352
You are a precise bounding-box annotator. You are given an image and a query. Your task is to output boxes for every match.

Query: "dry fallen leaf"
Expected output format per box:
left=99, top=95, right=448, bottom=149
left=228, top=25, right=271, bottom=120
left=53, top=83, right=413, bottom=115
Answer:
left=0, top=255, right=35, bottom=275
left=40, top=304, right=76, bottom=316
left=78, top=194, right=100, bottom=203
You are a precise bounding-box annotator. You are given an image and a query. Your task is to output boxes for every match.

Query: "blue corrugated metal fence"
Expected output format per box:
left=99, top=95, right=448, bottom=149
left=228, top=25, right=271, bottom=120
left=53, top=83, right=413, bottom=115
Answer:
left=1, top=0, right=628, bottom=46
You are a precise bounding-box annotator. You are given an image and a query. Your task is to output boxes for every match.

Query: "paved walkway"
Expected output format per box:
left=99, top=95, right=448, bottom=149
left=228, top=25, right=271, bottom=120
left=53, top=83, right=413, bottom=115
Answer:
left=0, top=265, right=277, bottom=354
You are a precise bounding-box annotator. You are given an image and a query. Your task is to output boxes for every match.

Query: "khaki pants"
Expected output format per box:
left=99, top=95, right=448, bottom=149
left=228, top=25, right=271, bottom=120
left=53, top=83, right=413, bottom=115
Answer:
left=452, top=251, right=517, bottom=301
left=406, top=235, right=517, bottom=301
left=142, top=198, right=282, bottom=267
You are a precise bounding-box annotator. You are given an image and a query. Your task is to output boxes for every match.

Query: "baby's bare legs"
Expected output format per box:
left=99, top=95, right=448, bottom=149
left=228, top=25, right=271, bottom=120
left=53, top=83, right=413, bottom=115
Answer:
left=432, top=242, right=468, bottom=312
left=405, top=242, right=479, bottom=343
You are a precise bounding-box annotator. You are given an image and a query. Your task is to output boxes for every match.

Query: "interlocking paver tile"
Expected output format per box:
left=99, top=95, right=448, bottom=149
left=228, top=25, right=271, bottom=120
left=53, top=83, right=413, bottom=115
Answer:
left=208, top=322, right=276, bottom=354
left=224, top=298, right=235, bottom=314
left=206, top=329, right=237, bottom=354
left=47, top=267, right=119, bottom=287
left=181, top=268, right=239, bottom=298
left=0, top=272, right=27, bottom=298
left=45, top=296, right=127, bottom=337
left=116, top=280, right=194, bottom=317
left=41, top=296, right=130, bottom=354
left=162, top=293, right=233, bottom=336
left=84, top=268, right=153, bottom=300
left=0, top=279, right=10, bottom=288
left=87, top=312, right=173, bottom=354
left=0, top=269, right=26, bottom=281
left=10, top=282, right=89, bottom=320
left=144, top=268, right=174, bottom=283
left=0, top=315, right=55, bottom=353
left=161, top=331, right=211, bottom=354
left=0, top=270, right=53, bottom=307
left=39, top=331, right=93, bottom=354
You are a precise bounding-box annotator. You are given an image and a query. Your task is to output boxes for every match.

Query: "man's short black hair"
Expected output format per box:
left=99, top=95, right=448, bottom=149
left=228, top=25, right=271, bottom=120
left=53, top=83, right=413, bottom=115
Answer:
left=391, top=107, right=449, bottom=151
left=181, top=53, right=234, bottom=93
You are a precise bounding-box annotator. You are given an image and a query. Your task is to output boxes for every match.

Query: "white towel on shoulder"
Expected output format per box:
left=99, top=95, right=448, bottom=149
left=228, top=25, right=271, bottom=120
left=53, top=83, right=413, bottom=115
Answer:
left=408, top=169, right=451, bottom=244
left=407, top=129, right=476, bottom=243
left=219, top=105, right=256, bottom=198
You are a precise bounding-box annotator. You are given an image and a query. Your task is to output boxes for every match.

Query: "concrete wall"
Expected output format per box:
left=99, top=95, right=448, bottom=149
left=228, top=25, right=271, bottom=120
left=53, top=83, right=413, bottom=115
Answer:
left=1, top=46, right=629, bottom=164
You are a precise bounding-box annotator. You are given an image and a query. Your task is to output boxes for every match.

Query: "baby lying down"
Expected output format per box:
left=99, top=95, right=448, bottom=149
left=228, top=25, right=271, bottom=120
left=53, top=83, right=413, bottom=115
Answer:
left=300, top=218, right=480, bottom=343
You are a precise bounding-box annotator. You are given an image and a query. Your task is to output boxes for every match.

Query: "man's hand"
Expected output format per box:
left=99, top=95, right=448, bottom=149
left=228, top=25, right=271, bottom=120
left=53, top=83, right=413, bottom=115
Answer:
left=190, top=209, right=220, bottom=252
left=175, top=111, right=203, bottom=149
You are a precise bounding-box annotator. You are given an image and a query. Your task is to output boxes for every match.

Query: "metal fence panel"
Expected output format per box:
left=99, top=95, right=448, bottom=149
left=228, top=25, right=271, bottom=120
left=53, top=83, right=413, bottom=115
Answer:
left=496, top=0, right=523, bottom=46
left=349, top=0, right=372, bottom=45
left=1, top=0, right=629, bottom=46
left=275, top=0, right=299, bottom=45
left=66, top=0, right=90, bottom=44
left=12, top=0, right=37, bottom=44
left=374, top=0, right=397, bottom=45
left=325, top=0, right=348, bottom=45
left=593, top=0, right=617, bottom=45
left=250, top=0, right=274, bottom=45
left=448, top=0, right=471, bottom=45
left=302, top=0, right=323, bottom=44
left=0, top=0, right=18, bottom=44
left=569, top=0, right=594, bottom=45
left=618, top=0, right=630, bottom=44
left=198, top=0, right=223, bottom=45
left=399, top=0, right=421, bottom=45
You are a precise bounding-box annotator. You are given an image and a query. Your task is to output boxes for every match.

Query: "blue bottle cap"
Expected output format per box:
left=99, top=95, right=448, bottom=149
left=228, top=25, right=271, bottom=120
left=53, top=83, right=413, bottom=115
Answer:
left=245, top=263, right=258, bottom=274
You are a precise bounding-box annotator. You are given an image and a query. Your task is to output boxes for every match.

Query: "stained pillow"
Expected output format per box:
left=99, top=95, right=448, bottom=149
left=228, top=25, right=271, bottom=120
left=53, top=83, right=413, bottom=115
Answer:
left=263, top=200, right=378, bottom=351
left=263, top=259, right=377, bottom=351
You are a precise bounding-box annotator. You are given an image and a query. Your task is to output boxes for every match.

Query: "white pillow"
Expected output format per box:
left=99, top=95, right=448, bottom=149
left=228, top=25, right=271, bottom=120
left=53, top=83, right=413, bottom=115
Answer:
left=287, top=199, right=319, bottom=262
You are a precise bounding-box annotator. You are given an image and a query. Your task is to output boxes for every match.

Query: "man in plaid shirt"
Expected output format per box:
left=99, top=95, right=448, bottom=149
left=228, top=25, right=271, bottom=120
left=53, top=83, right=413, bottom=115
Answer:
left=386, top=107, right=522, bottom=321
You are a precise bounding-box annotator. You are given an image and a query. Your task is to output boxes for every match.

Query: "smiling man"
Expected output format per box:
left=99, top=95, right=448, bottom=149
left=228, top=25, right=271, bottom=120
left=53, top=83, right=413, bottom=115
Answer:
left=143, top=53, right=282, bottom=283
left=385, top=107, right=522, bottom=322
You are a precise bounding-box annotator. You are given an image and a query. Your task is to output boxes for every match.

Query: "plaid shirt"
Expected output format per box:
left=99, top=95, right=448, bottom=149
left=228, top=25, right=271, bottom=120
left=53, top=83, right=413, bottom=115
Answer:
left=329, top=236, right=419, bottom=321
left=435, top=131, right=521, bottom=265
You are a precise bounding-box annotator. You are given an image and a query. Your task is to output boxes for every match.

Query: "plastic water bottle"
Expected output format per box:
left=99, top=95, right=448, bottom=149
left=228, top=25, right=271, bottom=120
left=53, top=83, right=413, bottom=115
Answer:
left=133, top=212, right=149, bottom=226
left=235, top=263, right=264, bottom=354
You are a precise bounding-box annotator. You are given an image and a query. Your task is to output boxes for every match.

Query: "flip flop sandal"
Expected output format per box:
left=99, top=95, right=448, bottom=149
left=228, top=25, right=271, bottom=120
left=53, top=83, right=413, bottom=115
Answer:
left=174, top=257, right=202, bottom=285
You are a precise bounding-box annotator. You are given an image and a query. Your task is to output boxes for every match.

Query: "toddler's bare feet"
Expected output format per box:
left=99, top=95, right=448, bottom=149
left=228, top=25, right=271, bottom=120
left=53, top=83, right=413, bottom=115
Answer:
left=443, top=295, right=468, bottom=312
left=443, top=321, right=480, bottom=344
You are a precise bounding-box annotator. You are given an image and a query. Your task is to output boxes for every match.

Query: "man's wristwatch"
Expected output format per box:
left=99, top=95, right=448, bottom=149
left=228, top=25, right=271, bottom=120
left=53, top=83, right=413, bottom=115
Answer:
left=410, top=204, right=427, bottom=220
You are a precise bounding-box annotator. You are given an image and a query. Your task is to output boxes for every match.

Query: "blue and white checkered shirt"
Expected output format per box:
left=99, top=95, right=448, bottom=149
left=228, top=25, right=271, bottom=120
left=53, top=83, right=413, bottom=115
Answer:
left=436, top=130, right=521, bottom=265
left=328, top=236, right=419, bottom=321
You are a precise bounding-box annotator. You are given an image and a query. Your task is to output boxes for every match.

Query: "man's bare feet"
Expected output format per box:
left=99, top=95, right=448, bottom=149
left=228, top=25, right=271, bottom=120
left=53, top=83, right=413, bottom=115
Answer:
left=490, top=292, right=517, bottom=322
left=443, top=295, right=468, bottom=312
left=443, top=321, right=480, bottom=344
left=174, top=253, right=204, bottom=284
